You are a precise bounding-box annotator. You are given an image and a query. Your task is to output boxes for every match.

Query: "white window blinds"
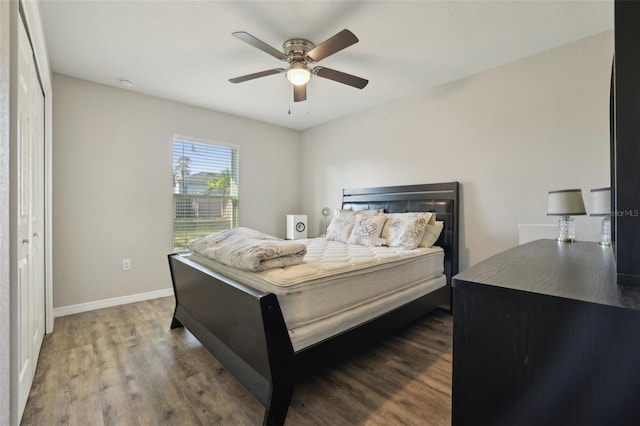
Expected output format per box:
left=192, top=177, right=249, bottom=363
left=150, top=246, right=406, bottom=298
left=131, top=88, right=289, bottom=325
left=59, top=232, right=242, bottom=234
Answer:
left=172, top=138, right=239, bottom=250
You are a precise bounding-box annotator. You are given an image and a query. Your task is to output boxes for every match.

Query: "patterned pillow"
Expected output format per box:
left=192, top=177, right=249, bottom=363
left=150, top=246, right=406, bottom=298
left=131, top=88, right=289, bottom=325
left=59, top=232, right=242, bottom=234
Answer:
left=382, top=212, right=435, bottom=249
left=325, top=209, right=357, bottom=243
left=348, top=214, right=387, bottom=246
left=326, top=209, right=382, bottom=243
left=420, top=220, right=444, bottom=248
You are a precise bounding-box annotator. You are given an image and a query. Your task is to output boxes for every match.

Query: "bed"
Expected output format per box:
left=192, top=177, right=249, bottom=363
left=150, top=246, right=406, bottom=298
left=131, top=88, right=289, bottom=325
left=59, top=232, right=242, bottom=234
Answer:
left=167, top=182, right=459, bottom=425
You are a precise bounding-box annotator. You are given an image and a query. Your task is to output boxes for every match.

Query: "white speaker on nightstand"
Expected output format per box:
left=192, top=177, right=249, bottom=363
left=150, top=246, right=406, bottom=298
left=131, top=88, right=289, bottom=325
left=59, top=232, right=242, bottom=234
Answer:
left=286, top=214, right=307, bottom=240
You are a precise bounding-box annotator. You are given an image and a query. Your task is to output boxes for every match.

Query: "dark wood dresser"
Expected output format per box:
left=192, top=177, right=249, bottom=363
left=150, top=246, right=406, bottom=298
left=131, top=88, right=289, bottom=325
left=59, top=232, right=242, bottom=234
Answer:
left=452, top=239, right=640, bottom=426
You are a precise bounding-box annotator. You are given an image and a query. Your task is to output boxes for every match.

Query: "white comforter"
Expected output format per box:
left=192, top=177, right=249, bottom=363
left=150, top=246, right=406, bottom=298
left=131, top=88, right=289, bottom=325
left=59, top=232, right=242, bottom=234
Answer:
left=187, top=227, right=307, bottom=272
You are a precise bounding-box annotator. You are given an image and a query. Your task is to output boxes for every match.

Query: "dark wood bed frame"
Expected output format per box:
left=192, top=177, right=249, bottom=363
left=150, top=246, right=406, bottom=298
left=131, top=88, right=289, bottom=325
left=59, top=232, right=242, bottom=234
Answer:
left=167, top=182, right=459, bottom=425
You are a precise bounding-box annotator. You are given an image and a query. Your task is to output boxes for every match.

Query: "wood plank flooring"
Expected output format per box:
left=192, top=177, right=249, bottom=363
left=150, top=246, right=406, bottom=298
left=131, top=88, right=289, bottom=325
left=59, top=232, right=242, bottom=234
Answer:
left=21, top=297, right=452, bottom=425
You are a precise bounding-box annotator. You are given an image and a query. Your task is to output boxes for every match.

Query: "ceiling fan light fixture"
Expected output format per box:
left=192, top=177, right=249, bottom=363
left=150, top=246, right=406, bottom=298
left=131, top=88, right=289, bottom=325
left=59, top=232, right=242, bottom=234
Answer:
left=286, top=63, right=311, bottom=86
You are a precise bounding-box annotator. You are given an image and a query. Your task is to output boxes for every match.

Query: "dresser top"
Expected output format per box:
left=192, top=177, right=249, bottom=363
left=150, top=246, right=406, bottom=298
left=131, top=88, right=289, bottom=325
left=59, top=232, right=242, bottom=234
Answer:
left=453, top=239, right=640, bottom=310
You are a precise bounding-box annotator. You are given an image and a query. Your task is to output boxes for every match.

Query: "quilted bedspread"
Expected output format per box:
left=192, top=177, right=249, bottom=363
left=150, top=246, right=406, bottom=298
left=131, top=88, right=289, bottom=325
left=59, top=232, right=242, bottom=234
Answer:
left=187, top=227, right=307, bottom=272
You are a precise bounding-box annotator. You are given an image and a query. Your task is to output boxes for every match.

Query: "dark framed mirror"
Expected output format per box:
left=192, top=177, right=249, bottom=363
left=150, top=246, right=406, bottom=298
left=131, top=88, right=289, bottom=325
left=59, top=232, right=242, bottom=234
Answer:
left=613, top=0, right=640, bottom=286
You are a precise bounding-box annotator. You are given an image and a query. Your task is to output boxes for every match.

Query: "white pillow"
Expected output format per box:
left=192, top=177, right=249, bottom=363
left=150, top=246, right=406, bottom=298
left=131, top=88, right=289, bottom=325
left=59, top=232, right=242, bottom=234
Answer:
left=382, top=212, right=435, bottom=249
left=348, top=214, right=387, bottom=246
left=325, top=209, right=356, bottom=243
left=420, top=220, right=444, bottom=248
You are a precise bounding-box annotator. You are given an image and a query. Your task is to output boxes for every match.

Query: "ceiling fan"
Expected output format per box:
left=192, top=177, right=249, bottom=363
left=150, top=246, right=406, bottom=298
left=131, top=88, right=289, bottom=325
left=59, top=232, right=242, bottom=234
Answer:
left=228, top=29, right=368, bottom=102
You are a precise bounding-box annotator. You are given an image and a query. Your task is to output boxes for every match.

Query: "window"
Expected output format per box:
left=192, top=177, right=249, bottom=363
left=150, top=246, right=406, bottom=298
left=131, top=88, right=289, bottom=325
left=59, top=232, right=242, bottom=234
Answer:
left=172, top=137, right=239, bottom=250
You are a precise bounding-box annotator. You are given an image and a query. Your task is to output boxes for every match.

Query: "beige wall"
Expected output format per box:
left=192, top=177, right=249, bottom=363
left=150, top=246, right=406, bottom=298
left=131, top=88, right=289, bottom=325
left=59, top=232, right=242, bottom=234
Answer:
left=299, top=31, right=613, bottom=270
left=52, top=75, right=300, bottom=308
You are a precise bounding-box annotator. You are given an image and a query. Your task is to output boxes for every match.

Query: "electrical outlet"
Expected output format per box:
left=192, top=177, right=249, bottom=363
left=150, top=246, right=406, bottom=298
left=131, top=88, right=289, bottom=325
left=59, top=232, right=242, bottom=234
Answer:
left=122, top=259, right=131, bottom=271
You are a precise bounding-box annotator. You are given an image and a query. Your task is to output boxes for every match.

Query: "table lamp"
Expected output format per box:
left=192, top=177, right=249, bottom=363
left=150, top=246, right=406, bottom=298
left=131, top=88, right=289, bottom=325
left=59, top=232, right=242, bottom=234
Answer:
left=547, top=189, right=587, bottom=242
left=321, top=207, right=331, bottom=237
left=589, top=187, right=611, bottom=246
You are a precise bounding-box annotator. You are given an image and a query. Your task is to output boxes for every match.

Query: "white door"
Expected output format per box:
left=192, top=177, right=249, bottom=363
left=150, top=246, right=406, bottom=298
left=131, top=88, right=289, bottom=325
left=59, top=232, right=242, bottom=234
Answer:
left=16, top=16, right=45, bottom=420
left=29, top=27, right=45, bottom=373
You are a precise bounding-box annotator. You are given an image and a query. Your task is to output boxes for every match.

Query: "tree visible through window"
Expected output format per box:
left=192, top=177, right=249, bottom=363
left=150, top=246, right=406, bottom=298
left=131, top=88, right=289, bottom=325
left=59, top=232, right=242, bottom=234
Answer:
left=172, top=138, right=239, bottom=250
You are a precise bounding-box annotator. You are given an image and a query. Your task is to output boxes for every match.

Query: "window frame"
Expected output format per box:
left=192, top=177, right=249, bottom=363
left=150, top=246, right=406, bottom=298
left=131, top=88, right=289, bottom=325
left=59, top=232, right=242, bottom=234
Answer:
left=172, top=135, right=240, bottom=251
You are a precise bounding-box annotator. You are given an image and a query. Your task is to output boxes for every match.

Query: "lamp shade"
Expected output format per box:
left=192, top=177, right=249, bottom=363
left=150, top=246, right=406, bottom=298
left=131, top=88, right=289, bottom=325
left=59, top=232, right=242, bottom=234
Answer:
left=589, top=187, right=611, bottom=216
left=547, top=189, right=587, bottom=216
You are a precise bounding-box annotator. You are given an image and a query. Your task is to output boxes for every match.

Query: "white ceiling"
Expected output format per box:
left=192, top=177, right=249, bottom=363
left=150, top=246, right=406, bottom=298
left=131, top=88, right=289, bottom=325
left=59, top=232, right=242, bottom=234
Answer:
left=39, top=0, right=613, bottom=131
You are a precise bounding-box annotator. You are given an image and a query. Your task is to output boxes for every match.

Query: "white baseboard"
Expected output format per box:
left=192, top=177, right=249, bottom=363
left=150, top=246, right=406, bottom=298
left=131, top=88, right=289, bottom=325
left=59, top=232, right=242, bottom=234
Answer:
left=53, top=287, right=174, bottom=318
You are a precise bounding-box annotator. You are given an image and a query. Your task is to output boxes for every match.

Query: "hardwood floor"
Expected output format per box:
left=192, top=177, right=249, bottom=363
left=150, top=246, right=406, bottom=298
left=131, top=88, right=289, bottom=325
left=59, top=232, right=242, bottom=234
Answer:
left=21, top=297, right=452, bottom=425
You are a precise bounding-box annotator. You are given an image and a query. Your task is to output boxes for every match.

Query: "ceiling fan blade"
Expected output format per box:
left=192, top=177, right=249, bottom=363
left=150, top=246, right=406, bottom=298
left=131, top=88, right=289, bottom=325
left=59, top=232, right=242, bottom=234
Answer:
left=232, top=31, right=288, bottom=61
left=293, top=84, right=307, bottom=102
left=313, top=67, right=368, bottom=89
left=229, top=68, right=286, bottom=83
left=306, top=29, right=359, bottom=62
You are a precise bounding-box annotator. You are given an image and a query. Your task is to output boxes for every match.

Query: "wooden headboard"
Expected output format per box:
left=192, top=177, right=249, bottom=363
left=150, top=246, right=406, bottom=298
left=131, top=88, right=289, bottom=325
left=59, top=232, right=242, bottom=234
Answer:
left=341, top=182, right=459, bottom=283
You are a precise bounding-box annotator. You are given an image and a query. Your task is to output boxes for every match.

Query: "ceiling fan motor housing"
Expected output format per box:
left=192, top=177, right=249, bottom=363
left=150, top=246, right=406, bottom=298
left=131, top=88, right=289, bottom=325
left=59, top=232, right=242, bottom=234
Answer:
left=283, top=39, right=315, bottom=62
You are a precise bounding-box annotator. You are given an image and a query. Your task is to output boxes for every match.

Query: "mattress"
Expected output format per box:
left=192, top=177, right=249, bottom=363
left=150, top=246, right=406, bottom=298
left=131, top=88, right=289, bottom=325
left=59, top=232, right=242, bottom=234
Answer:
left=188, top=238, right=445, bottom=350
left=288, top=274, right=445, bottom=350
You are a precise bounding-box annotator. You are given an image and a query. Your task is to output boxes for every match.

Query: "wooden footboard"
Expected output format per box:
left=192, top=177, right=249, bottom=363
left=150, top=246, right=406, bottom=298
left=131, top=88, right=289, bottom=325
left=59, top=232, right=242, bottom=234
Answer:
left=168, top=253, right=295, bottom=425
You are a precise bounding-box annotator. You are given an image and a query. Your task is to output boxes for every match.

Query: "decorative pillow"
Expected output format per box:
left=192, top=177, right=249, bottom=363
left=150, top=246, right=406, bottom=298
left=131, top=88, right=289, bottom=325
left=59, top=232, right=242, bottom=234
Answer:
left=381, top=212, right=435, bottom=249
left=325, top=209, right=357, bottom=243
left=326, top=209, right=382, bottom=243
left=420, top=221, right=444, bottom=248
left=348, top=214, right=387, bottom=246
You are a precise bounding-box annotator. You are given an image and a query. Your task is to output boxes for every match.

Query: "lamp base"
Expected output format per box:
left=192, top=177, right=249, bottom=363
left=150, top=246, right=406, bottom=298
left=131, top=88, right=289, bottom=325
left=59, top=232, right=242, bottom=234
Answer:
left=557, top=237, right=575, bottom=243
left=599, top=217, right=611, bottom=247
left=556, top=216, right=576, bottom=243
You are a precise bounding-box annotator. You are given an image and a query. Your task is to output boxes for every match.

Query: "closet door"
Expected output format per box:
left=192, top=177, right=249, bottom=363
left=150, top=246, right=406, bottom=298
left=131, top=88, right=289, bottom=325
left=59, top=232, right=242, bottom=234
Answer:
left=29, top=23, right=45, bottom=371
left=16, top=15, right=45, bottom=420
